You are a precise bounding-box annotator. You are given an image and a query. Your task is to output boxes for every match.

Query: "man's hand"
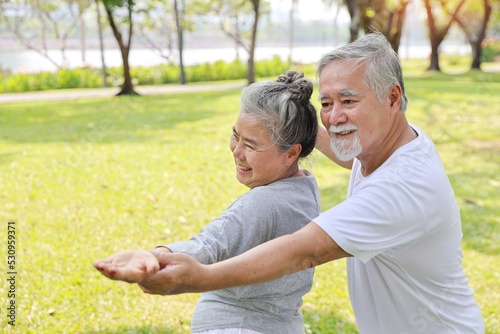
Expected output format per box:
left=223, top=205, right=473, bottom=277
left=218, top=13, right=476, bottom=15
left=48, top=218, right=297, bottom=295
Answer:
left=138, top=252, right=208, bottom=295
left=93, top=250, right=162, bottom=283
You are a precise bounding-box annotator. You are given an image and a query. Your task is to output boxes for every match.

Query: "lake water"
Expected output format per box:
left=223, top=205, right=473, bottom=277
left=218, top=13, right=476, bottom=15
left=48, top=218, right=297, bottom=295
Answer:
left=0, top=44, right=471, bottom=74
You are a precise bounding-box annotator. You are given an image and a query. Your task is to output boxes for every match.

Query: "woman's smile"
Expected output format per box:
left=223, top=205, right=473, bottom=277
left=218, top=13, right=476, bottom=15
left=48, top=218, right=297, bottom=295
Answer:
left=236, top=162, right=252, bottom=174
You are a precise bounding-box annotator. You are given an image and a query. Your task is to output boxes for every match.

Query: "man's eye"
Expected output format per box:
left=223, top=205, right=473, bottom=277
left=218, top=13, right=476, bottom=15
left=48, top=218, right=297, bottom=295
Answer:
left=343, top=100, right=354, bottom=105
left=321, top=102, right=332, bottom=108
left=245, top=144, right=255, bottom=151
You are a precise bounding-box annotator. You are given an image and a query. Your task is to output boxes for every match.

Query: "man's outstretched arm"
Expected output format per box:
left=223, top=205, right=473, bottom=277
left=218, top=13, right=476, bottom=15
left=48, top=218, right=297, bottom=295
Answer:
left=138, top=222, right=351, bottom=295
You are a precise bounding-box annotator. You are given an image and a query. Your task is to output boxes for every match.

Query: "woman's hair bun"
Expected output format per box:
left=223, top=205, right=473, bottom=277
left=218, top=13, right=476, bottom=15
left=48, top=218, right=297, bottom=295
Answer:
left=277, top=70, right=313, bottom=102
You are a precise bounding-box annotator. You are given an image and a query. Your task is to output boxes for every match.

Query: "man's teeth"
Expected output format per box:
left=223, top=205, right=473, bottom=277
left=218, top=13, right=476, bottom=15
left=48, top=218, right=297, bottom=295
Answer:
left=338, top=130, right=355, bottom=135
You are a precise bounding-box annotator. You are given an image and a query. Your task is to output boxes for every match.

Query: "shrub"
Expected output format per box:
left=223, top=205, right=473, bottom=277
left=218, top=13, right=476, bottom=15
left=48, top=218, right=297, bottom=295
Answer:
left=0, top=57, right=313, bottom=93
left=481, top=37, right=500, bottom=62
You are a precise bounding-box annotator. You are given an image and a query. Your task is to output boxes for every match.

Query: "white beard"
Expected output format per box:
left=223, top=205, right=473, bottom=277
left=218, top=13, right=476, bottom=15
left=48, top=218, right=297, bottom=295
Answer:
left=329, top=126, right=362, bottom=161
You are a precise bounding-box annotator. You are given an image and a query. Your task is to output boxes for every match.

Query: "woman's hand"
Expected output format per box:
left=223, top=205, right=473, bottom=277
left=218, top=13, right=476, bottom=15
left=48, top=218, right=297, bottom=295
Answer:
left=93, top=249, right=165, bottom=283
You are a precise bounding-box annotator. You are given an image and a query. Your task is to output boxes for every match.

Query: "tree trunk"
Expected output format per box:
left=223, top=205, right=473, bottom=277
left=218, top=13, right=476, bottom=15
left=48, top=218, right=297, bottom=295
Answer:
left=470, top=40, right=482, bottom=70
left=387, top=0, right=410, bottom=53
left=104, top=2, right=138, bottom=95
left=344, top=0, right=359, bottom=42
left=423, top=0, right=466, bottom=72
left=453, top=0, right=492, bottom=70
left=333, top=1, right=340, bottom=47
left=288, top=0, right=296, bottom=63
left=174, top=0, right=186, bottom=85
left=428, top=43, right=441, bottom=71
left=358, top=0, right=409, bottom=53
left=472, top=0, right=491, bottom=70
left=423, top=0, right=439, bottom=70
left=247, top=0, right=260, bottom=85
left=95, top=0, right=109, bottom=87
left=235, top=14, right=240, bottom=60
left=119, top=46, right=136, bottom=95
left=366, top=0, right=389, bottom=34
left=80, top=13, right=86, bottom=65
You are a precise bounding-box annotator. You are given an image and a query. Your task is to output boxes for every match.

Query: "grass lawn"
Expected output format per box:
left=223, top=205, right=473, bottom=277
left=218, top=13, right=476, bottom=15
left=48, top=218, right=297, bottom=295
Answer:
left=0, top=68, right=499, bottom=333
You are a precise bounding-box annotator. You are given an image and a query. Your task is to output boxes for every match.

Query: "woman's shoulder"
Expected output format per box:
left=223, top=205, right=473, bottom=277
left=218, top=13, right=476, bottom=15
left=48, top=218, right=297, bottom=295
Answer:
left=242, top=169, right=319, bottom=209
left=260, top=168, right=317, bottom=189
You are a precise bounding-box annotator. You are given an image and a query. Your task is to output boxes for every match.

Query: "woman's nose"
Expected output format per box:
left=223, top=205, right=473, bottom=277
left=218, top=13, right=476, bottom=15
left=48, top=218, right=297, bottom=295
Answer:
left=231, top=140, right=245, bottom=160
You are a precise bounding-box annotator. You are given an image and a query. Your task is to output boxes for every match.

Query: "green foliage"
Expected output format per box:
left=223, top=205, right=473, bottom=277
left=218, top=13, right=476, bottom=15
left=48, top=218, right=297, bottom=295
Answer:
left=481, top=37, right=500, bottom=62
left=0, top=57, right=309, bottom=93
left=0, top=70, right=498, bottom=333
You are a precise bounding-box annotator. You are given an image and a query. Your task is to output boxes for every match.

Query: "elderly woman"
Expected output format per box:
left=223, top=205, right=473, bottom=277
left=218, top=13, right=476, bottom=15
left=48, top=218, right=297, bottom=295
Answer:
left=94, top=71, right=320, bottom=334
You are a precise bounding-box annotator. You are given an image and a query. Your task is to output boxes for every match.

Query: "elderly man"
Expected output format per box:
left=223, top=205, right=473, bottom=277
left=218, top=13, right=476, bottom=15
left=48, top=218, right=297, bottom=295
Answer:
left=138, top=32, right=484, bottom=333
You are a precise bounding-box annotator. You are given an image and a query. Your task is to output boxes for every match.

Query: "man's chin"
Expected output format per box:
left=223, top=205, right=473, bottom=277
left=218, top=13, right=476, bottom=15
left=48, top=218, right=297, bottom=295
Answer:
left=330, top=139, right=361, bottom=162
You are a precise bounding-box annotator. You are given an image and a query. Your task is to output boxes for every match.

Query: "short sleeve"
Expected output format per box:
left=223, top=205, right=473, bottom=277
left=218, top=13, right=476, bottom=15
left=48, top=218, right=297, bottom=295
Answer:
left=313, top=176, right=426, bottom=263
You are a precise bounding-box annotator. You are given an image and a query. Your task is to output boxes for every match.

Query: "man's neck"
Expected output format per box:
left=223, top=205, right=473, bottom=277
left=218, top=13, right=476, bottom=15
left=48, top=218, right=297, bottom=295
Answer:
left=359, top=117, right=417, bottom=176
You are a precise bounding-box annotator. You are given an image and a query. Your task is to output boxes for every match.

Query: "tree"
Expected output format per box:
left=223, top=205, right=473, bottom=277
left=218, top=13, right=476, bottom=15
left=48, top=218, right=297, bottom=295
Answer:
left=321, top=0, right=343, bottom=46
left=94, top=0, right=109, bottom=86
left=75, top=0, right=92, bottom=66
left=174, top=0, right=186, bottom=84
left=136, top=0, right=176, bottom=63
left=453, top=0, right=493, bottom=70
left=288, top=0, right=297, bottom=63
left=102, top=0, right=138, bottom=95
left=358, top=0, right=411, bottom=52
left=247, top=0, right=259, bottom=84
left=423, top=0, right=466, bottom=71
left=344, top=0, right=360, bottom=42
left=206, top=0, right=267, bottom=84
left=3, top=0, right=84, bottom=70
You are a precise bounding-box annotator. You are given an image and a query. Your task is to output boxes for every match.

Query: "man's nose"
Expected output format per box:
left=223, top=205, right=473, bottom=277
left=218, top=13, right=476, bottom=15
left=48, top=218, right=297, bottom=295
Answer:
left=328, top=105, right=348, bottom=126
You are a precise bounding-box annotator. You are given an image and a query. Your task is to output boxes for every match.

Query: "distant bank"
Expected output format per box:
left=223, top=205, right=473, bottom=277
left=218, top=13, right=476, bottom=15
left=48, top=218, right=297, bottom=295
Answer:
left=0, top=44, right=470, bottom=74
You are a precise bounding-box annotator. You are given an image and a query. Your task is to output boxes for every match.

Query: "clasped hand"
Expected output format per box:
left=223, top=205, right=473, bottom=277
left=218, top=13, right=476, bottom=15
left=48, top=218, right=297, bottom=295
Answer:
left=93, top=249, right=205, bottom=295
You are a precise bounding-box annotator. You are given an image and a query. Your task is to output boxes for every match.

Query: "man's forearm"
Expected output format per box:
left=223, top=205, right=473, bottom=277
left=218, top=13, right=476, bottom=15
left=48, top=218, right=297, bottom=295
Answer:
left=199, top=222, right=350, bottom=291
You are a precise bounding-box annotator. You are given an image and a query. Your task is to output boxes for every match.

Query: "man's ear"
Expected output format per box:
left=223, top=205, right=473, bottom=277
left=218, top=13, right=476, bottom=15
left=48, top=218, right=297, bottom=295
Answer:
left=388, top=84, right=402, bottom=111
left=285, top=143, right=302, bottom=166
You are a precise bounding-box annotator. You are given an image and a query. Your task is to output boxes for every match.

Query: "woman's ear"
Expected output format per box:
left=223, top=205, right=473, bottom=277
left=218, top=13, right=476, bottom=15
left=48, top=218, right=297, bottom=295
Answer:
left=285, top=143, right=302, bottom=166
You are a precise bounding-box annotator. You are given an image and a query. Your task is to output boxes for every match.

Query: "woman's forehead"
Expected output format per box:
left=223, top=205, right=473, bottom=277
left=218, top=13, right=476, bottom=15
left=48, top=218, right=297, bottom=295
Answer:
left=234, top=113, right=273, bottom=142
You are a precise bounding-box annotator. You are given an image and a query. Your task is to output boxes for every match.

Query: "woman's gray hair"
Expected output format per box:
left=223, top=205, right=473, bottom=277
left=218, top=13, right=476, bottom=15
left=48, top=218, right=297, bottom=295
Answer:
left=239, top=70, right=318, bottom=160
left=317, top=32, right=408, bottom=113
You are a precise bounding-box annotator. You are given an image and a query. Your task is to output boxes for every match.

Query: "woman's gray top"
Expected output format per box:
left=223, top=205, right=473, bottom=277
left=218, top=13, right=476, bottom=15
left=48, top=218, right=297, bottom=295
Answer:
left=163, top=170, right=321, bottom=334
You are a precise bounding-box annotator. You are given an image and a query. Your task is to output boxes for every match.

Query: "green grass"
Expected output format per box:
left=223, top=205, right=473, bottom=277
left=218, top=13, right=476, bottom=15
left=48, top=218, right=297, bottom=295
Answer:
left=0, top=68, right=499, bottom=333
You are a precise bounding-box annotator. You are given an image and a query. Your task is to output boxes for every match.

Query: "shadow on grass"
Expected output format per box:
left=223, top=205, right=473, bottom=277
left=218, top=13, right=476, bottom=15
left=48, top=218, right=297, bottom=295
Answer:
left=0, top=151, right=22, bottom=165
left=303, top=310, right=358, bottom=334
left=85, top=316, right=358, bottom=334
left=84, top=325, right=180, bottom=334
left=450, top=171, right=500, bottom=256
left=0, top=90, right=240, bottom=144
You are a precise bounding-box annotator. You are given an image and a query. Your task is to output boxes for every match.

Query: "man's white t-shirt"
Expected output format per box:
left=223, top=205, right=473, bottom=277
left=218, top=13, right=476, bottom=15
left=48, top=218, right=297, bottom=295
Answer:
left=313, top=125, right=484, bottom=334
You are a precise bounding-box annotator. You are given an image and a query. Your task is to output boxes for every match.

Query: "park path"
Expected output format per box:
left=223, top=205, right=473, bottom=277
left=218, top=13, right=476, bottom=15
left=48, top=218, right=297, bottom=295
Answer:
left=0, top=82, right=245, bottom=104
